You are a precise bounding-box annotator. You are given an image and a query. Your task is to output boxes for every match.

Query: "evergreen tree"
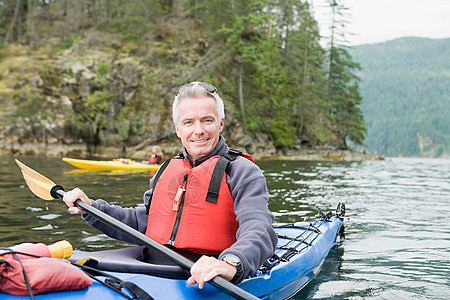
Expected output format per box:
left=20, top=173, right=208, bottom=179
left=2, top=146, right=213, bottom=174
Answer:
left=274, top=0, right=330, bottom=145
left=324, top=0, right=366, bottom=147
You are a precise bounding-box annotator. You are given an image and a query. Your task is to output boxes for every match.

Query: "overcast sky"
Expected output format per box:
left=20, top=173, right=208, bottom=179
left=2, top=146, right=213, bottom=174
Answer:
left=312, top=0, right=450, bottom=46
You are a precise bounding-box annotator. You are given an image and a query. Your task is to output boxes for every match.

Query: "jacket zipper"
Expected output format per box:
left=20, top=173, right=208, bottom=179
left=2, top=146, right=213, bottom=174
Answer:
left=168, top=174, right=188, bottom=246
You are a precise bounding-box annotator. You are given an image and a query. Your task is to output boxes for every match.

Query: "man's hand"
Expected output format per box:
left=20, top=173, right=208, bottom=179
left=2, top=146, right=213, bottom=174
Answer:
left=63, top=188, right=93, bottom=214
left=187, top=255, right=237, bottom=289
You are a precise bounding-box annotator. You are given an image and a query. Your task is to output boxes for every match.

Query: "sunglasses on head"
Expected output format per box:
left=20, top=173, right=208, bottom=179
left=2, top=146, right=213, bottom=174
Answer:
left=175, top=82, right=218, bottom=97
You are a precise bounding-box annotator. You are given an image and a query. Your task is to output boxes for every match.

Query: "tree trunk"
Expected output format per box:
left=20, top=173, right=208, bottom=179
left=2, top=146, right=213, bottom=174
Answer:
left=106, top=0, right=111, bottom=22
left=299, top=39, right=308, bottom=137
left=238, top=60, right=246, bottom=128
left=4, top=0, right=23, bottom=45
left=27, top=0, right=37, bottom=47
left=327, top=0, right=338, bottom=96
left=17, top=1, right=22, bottom=42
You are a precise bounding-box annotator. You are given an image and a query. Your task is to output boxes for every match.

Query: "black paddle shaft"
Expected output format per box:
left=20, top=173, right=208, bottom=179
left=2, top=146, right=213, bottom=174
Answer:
left=51, top=186, right=259, bottom=300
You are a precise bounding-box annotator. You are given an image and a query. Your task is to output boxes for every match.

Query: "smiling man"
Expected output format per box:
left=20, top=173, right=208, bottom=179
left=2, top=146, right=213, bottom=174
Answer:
left=174, top=93, right=223, bottom=161
left=63, top=81, right=277, bottom=289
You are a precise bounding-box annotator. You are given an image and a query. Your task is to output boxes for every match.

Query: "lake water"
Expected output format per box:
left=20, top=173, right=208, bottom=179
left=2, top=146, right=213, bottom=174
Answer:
left=1, top=156, right=449, bottom=299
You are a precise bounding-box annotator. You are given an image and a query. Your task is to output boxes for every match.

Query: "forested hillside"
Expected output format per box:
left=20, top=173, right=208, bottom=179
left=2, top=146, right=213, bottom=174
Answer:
left=352, top=37, right=450, bottom=157
left=0, top=0, right=365, bottom=157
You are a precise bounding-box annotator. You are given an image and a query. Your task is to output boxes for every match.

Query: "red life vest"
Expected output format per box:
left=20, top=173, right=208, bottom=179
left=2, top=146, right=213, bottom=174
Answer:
left=149, top=154, right=162, bottom=164
left=149, top=154, right=157, bottom=164
left=145, top=151, right=248, bottom=255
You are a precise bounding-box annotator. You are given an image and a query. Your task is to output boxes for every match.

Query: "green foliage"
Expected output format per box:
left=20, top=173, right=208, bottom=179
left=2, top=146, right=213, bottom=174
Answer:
left=265, top=119, right=296, bottom=147
left=97, top=62, right=109, bottom=76
left=122, top=16, right=148, bottom=42
left=94, top=62, right=110, bottom=87
left=115, top=119, right=130, bottom=140
left=9, top=90, right=56, bottom=141
left=218, top=1, right=271, bottom=58
left=53, top=34, right=80, bottom=51
left=109, top=0, right=162, bottom=43
left=66, top=91, right=117, bottom=144
left=15, top=89, right=40, bottom=117
left=85, top=91, right=113, bottom=114
left=0, top=0, right=367, bottom=152
left=273, top=0, right=331, bottom=146
left=327, top=47, right=366, bottom=146
left=352, top=37, right=450, bottom=157
left=38, top=65, right=62, bottom=88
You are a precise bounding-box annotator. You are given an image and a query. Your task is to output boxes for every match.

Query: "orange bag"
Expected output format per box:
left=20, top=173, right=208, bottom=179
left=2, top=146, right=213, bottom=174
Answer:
left=0, top=257, right=92, bottom=296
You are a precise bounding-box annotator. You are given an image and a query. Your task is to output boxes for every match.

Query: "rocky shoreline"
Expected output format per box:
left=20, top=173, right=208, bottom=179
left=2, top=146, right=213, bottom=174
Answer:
left=258, top=149, right=384, bottom=161
left=1, top=39, right=378, bottom=163
left=0, top=140, right=384, bottom=162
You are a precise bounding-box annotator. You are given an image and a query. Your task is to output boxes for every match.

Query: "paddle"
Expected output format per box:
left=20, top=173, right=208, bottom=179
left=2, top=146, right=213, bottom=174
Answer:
left=15, top=159, right=259, bottom=300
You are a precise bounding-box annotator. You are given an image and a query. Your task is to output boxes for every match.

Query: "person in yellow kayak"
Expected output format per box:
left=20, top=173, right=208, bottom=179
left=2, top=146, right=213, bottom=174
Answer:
left=63, top=81, right=277, bottom=289
left=142, top=145, right=163, bottom=165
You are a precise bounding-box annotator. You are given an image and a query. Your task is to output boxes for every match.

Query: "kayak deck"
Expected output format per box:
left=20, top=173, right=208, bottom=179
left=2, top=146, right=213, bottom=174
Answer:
left=0, top=216, right=342, bottom=300
left=62, top=157, right=160, bottom=171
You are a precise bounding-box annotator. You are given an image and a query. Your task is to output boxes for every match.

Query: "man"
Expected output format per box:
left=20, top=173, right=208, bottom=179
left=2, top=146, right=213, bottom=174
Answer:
left=63, top=81, right=277, bottom=288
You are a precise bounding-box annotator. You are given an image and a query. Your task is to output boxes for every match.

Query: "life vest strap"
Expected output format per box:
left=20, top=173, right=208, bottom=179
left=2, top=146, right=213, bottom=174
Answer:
left=205, top=149, right=241, bottom=204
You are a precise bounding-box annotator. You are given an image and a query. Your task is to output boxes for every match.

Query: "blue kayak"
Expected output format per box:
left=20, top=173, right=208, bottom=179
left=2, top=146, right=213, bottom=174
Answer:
left=0, top=214, right=343, bottom=300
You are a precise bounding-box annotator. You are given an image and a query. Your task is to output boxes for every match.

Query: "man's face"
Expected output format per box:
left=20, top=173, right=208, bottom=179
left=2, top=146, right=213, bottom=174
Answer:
left=175, top=96, right=224, bottom=161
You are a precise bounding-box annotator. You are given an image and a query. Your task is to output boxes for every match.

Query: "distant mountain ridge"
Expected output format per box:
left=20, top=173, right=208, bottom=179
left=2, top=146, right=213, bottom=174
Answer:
left=351, top=37, right=450, bottom=157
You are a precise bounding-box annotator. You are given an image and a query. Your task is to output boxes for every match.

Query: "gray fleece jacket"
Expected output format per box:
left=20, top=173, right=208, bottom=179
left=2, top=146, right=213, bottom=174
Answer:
left=82, top=136, right=277, bottom=283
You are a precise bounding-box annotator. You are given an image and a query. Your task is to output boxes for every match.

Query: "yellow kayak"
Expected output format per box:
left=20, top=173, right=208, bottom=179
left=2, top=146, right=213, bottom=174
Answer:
left=62, top=157, right=160, bottom=171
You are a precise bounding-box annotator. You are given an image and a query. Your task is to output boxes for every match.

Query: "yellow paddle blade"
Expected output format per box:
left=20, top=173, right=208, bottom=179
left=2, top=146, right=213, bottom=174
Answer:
left=15, top=159, right=56, bottom=200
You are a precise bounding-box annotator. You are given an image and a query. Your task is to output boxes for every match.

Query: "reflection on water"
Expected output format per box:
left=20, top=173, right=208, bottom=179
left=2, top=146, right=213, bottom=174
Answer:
left=0, top=157, right=150, bottom=249
left=1, top=156, right=449, bottom=299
